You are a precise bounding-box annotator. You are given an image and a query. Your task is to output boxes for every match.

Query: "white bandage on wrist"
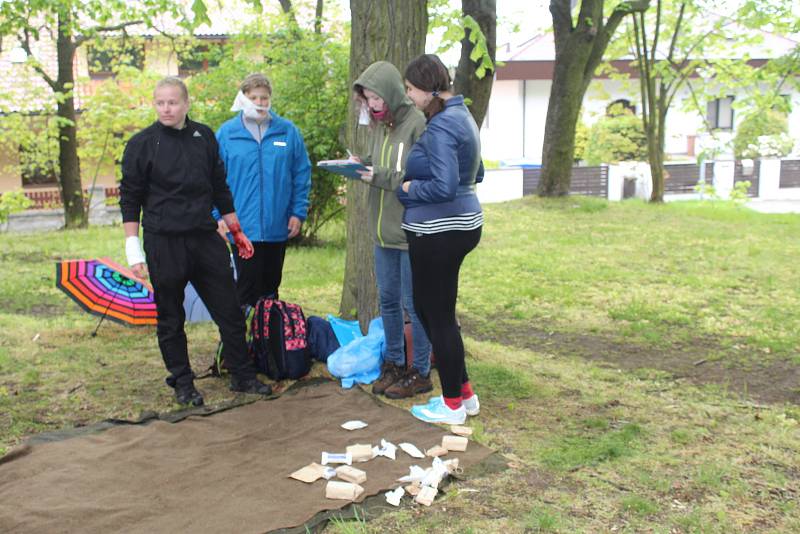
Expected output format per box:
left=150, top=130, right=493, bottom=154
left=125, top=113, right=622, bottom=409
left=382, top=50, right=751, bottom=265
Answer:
left=125, top=236, right=146, bottom=266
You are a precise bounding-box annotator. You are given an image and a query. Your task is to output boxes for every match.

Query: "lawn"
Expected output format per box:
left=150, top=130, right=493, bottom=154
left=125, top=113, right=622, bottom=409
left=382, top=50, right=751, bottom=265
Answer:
left=1, top=197, right=798, bottom=533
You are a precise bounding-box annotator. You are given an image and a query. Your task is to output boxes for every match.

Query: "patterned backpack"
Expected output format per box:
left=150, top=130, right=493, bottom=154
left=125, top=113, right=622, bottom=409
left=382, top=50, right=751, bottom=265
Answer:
left=250, top=297, right=310, bottom=380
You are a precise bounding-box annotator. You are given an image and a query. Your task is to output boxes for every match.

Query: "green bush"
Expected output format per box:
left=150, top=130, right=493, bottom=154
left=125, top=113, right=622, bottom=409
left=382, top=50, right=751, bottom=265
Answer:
left=583, top=105, right=647, bottom=165
left=733, top=109, right=793, bottom=159
left=574, top=120, right=589, bottom=162
left=0, top=190, right=32, bottom=224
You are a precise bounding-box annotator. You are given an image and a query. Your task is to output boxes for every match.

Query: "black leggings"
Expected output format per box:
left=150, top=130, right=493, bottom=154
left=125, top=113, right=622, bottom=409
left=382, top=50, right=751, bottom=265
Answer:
left=406, top=227, right=481, bottom=399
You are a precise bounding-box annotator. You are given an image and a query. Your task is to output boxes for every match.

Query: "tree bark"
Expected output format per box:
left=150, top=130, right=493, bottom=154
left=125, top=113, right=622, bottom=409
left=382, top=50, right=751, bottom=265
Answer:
left=277, top=0, right=299, bottom=26
left=314, top=0, right=324, bottom=34
left=539, top=0, right=649, bottom=196
left=56, top=9, right=86, bottom=228
left=340, top=0, right=427, bottom=332
left=453, top=0, right=496, bottom=129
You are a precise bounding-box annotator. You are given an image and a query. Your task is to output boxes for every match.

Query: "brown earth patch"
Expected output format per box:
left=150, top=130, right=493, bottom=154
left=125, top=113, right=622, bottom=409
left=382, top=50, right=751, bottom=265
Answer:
left=461, top=316, right=800, bottom=406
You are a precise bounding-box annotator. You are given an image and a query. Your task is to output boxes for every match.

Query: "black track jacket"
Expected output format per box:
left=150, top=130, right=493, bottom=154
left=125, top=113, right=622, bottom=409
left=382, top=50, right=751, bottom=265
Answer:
left=120, top=118, right=235, bottom=234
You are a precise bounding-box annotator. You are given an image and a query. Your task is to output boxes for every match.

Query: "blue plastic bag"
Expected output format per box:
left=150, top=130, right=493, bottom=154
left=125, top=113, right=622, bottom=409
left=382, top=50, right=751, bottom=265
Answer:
left=327, top=317, right=385, bottom=388
left=327, top=315, right=363, bottom=346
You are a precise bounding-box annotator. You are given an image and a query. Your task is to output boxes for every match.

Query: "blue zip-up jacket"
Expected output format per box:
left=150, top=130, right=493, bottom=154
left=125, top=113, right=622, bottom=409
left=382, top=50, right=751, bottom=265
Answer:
left=215, top=111, right=311, bottom=242
left=396, top=95, right=483, bottom=224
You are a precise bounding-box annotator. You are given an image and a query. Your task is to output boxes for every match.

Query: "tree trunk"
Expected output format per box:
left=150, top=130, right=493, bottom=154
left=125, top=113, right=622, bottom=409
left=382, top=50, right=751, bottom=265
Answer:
left=340, top=0, right=427, bottom=332
left=314, top=0, right=324, bottom=34
left=539, top=0, right=648, bottom=196
left=56, top=10, right=85, bottom=228
left=649, top=102, right=668, bottom=202
left=538, top=45, right=591, bottom=196
left=453, top=0, right=496, bottom=128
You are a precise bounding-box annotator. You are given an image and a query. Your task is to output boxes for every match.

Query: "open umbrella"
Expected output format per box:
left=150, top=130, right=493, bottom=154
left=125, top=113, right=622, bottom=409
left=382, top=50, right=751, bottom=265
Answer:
left=56, top=257, right=157, bottom=333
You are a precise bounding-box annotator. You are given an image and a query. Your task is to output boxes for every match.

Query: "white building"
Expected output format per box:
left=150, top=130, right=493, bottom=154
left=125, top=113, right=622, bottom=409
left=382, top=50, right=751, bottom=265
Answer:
left=480, top=30, right=800, bottom=164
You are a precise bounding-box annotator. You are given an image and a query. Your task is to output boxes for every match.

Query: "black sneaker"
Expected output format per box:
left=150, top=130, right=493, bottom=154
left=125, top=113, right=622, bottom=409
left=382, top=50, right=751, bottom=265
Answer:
left=175, top=383, right=204, bottom=407
left=230, top=376, right=273, bottom=396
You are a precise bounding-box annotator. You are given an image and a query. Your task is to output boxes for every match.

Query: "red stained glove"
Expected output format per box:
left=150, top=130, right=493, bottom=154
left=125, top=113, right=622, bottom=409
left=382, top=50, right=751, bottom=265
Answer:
left=227, top=222, right=254, bottom=259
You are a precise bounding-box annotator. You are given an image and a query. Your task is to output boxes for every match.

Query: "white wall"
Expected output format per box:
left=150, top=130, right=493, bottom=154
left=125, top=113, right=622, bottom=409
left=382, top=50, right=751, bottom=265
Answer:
left=480, top=80, right=523, bottom=161
left=481, top=76, right=800, bottom=163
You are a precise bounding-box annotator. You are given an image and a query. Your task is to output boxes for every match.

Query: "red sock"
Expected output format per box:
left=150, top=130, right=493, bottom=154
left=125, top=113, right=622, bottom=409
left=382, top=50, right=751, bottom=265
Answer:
left=443, top=396, right=462, bottom=410
left=461, top=382, right=474, bottom=400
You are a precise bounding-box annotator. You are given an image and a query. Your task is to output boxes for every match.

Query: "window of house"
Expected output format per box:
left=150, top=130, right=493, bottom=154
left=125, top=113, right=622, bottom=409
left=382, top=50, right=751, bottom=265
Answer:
left=607, top=99, right=636, bottom=116
left=88, top=40, right=144, bottom=77
left=178, top=42, right=222, bottom=76
left=19, top=145, right=57, bottom=187
left=707, top=96, right=734, bottom=130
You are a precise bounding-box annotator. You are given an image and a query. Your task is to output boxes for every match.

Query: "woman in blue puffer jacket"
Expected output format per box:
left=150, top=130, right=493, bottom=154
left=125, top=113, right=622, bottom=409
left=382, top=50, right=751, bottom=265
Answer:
left=216, top=73, right=311, bottom=306
left=396, top=54, right=483, bottom=425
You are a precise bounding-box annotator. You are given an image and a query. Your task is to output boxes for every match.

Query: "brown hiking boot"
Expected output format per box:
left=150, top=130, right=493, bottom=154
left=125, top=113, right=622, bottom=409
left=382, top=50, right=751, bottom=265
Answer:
left=372, top=362, right=404, bottom=395
left=384, top=369, right=434, bottom=399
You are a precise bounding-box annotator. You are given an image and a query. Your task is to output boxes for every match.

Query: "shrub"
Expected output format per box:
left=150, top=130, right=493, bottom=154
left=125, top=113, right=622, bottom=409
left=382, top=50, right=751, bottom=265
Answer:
left=0, top=190, right=32, bottom=224
left=583, top=105, right=647, bottom=165
left=733, top=109, right=793, bottom=159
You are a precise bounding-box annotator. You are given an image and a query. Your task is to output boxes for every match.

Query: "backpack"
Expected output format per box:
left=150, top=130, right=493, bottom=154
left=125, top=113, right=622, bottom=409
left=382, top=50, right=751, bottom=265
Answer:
left=250, top=297, right=311, bottom=380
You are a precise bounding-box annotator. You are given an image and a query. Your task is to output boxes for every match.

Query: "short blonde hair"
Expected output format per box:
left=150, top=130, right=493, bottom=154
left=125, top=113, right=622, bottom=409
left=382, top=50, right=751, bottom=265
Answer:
left=154, top=76, right=189, bottom=101
left=240, top=73, right=272, bottom=96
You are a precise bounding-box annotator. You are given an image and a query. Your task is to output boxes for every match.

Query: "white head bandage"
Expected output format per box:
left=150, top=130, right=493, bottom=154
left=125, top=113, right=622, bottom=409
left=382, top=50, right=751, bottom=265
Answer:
left=231, top=90, right=271, bottom=120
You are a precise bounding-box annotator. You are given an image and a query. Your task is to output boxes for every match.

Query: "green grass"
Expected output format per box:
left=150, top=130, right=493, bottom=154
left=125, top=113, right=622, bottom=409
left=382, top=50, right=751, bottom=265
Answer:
left=1, top=198, right=799, bottom=533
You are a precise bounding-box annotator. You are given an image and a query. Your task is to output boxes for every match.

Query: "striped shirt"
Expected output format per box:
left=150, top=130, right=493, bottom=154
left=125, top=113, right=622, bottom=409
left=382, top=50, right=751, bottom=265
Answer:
left=401, top=211, right=483, bottom=235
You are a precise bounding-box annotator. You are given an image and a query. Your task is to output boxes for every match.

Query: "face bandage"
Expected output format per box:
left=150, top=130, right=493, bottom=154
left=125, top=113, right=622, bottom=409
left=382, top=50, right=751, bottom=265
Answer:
left=231, top=91, right=271, bottom=120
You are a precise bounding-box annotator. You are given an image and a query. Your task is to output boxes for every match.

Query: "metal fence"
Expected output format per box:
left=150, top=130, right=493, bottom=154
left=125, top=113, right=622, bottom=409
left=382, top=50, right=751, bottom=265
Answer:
left=523, top=165, right=608, bottom=197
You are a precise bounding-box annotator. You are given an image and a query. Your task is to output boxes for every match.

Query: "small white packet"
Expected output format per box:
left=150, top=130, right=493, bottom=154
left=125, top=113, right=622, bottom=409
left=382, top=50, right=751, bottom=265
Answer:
left=397, top=465, right=427, bottom=483
left=372, top=439, right=398, bottom=460
left=399, top=442, right=425, bottom=459
left=321, top=451, right=352, bottom=465
left=341, top=420, right=368, bottom=431
left=385, top=486, right=405, bottom=506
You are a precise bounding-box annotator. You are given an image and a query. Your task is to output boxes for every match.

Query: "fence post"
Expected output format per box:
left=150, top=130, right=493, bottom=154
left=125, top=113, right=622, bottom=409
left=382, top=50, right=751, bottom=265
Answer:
left=712, top=160, right=735, bottom=199
left=758, top=159, right=781, bottom=199
left=87, top=185, right=107, bottom=225
left=607, top=164, right=623, bottom=201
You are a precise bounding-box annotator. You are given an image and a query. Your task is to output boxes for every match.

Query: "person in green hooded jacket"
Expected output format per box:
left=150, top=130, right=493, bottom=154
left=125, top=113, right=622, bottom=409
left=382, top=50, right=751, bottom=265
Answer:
left=353, top=61, right=433, bottom=399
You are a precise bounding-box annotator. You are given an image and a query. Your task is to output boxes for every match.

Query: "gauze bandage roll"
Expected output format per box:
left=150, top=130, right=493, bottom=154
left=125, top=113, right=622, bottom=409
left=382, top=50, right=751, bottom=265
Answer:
left=230, top=91, right=270, bottom=120
left=125, top=236, right=146, bottom=266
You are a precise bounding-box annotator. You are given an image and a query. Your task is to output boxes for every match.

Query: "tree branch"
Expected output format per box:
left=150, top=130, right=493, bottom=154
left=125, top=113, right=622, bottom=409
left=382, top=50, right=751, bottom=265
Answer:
left=605, top=0, right=650, bottom=36
left=666, top=1, right=686, bottom=62
left=650, top=0, right=661, bottom=65
left=550, top=0, right=574, bottom=50
left=74, top=20, right=144, bottom=47
left=277, top=0, right=299, bottom=26
left=20, top=28, right=57, bottom=90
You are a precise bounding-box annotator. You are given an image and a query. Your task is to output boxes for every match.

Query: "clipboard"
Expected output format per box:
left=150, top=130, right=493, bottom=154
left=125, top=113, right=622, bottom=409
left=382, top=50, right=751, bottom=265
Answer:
left=317, top=159, right=368, bottom=179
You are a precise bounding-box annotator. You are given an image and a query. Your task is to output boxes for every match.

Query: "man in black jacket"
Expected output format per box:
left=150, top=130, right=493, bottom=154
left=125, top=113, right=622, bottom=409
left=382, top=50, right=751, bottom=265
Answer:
left=120, top=76, right=271, bottom=406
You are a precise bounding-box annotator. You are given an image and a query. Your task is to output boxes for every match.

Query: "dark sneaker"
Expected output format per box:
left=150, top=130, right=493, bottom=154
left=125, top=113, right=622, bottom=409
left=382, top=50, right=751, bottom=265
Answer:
left=175, top=382, right=204, bottom=407
left=372, top=362, right=405, bottom=395
left=384, top=369, right=434, bottom=399
left=230, top=376, right=273, bottom=396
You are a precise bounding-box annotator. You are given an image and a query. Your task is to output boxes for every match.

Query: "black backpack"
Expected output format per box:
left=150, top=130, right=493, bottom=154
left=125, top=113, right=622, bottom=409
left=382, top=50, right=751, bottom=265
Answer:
left=250, top=297, right=311, bottom=381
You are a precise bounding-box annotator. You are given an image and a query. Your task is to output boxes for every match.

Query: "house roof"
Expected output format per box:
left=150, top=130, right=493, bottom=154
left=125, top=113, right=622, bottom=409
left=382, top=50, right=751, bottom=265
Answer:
left=497, top=19, right=800, bottom=80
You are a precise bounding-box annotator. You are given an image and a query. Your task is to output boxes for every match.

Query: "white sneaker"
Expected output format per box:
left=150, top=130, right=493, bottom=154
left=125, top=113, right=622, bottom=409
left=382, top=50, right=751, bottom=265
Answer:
left=463, top=394, right=480, bottom=416
left=426, top=394, right=480, bottom=417
left=410, top=397, right=467, bottom=425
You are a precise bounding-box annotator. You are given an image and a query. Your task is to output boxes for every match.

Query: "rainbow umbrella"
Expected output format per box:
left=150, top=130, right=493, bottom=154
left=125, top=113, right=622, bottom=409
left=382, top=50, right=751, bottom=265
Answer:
left=55, top=257, right=157, bottom=332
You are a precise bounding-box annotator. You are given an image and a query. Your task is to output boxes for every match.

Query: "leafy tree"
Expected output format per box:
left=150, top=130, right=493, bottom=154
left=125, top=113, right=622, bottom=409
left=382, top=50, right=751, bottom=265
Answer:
left=538, top=0, right=650, bottom=197
left=0, top=0, right=184, bottom=228
left=77, top=67, right=160, bottom=187
left=430, top=0, right=497, bottom=128
left=583, top=106, right=647, bottom=165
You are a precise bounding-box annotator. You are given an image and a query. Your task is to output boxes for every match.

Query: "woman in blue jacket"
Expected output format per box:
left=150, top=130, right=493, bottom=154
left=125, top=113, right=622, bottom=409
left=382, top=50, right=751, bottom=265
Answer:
left=397, top=54, right=483, bottom=425
left=216, top=73, right=312, bottom=306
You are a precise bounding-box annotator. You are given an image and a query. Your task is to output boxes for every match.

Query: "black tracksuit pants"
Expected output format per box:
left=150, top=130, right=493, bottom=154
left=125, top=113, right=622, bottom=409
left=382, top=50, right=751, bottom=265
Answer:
left=233, top=241, right=287, bottom=306
left=406, top=227, right=481, bottom=399
left=143, top=231, right=256, bottom=386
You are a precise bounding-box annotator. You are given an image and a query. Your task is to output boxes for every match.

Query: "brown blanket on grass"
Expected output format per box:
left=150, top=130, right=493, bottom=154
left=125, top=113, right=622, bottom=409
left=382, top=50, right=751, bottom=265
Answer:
left=0, top=380, right=492, bottom=533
